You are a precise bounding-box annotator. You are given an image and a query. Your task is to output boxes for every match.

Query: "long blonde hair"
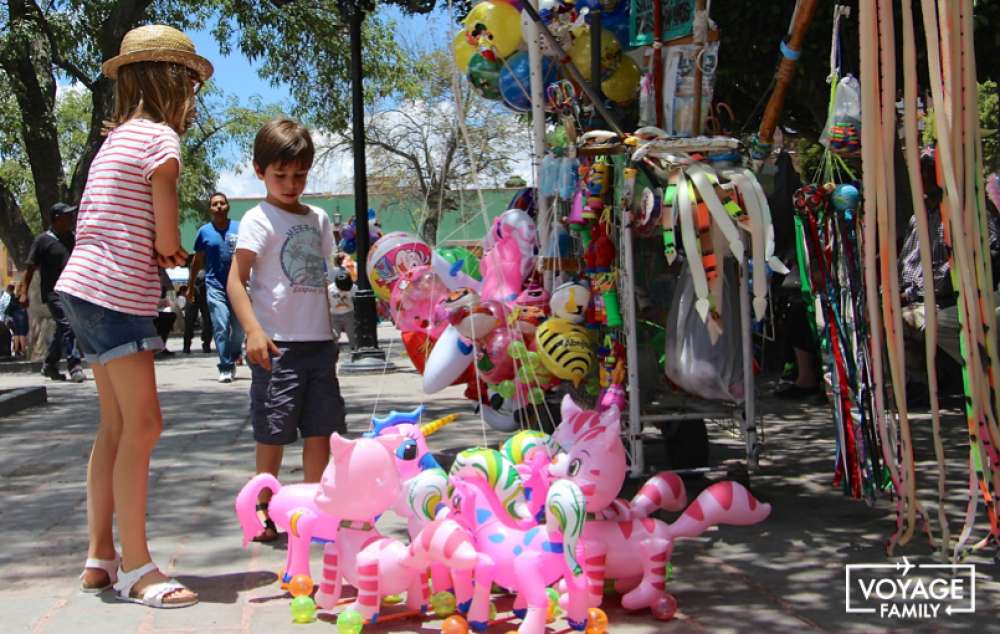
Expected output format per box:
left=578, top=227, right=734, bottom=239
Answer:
left=105, top=61, right=196, bottom=134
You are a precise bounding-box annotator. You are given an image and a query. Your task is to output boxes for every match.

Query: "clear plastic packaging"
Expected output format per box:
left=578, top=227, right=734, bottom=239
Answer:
left=664, top=259, right=744, bottom=402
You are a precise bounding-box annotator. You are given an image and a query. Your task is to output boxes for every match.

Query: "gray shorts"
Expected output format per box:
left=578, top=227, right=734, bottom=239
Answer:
left=250, top=340, right=346, bottom=445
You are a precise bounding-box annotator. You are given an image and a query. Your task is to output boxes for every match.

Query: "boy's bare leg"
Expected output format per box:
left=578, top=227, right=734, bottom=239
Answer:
left=253, top=443, right=283, bottom=542
left=255, top=443, right=284, bottom=505
left=302, top=436, right=331, bottom=482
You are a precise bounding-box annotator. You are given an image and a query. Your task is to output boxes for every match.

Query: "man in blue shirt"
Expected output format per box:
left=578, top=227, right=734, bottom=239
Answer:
left=188, top=192, right=244, bottom=383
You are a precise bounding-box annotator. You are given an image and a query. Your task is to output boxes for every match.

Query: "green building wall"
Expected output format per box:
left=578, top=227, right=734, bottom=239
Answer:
left=180, top=188, right=523, bottom=250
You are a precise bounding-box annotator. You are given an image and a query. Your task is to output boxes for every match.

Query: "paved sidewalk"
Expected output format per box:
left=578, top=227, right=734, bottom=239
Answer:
left=2, top=326, right=997, bottom=633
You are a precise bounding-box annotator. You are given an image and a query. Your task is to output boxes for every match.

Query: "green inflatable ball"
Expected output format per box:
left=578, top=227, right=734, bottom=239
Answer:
left=436, top=245, right=481, bottom=281
left=468, top=53, right=502, bottom=100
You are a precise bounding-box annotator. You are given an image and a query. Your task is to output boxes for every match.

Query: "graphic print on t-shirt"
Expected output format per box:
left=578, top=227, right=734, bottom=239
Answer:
left=280, top=224, right=326, bottom=288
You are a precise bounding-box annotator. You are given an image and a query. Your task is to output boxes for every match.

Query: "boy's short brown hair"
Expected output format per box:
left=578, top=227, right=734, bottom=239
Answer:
left=253, top=118, right=315, bottom=171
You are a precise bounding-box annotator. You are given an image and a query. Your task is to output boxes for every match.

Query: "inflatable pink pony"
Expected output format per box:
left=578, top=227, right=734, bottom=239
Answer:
left=366, top=407, right=461, bottom=594
left=479, top=236, right=525, bottom=303
left=312, top=434, right=475, bottom=622
left=547, top=397, right=772, bottom=611
left=235, top=433, right=474, bottom=624
left=482, top=209, right=538, bottom=281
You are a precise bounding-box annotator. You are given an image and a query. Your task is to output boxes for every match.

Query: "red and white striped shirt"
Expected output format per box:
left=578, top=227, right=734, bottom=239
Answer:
left=56, top=119, right=181, bottom=316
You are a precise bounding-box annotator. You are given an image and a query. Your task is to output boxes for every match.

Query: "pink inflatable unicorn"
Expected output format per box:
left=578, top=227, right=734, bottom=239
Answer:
left=312, top=434, right=475, bottom=622
left=234, top=416, right=454, bottom=584
left=235, top=432, right=474, bottom=624
left=547, top=396, right=772, bottom=611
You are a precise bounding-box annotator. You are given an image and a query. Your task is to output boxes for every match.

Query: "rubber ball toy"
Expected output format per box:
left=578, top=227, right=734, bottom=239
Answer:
left=430, top=590, right=457, bottom=617
left=651, top=594, right=678, bottom=621
left=290, top=595, right=316, bottom=624
left=288, top=574, right=314, bottom=598
left=441, top=614, right=470, bottom=634
left=337, top=608, right=365, bottom=634
left=832, top=183, right=861, bottom=211
left=587, top=607, right=609, bottom=632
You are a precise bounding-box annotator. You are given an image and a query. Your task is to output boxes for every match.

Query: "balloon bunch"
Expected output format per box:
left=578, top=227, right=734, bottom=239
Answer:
left=338, top=209, right=382, bottom=255
left=453, top=0, right=641, bottom=113
left=374, top=206, right=616, bottom=430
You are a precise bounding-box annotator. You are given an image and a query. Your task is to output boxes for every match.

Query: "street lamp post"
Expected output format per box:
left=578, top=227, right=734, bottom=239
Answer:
left=339, top=0, right=396, bottom=373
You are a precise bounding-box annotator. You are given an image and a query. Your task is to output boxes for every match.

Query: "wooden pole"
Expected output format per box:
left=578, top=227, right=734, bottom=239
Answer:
left=756, top=0, right=819, bottom=147
left=691, top=0, right=707, bottom=135
left=653, top=0, right=664, bottom=128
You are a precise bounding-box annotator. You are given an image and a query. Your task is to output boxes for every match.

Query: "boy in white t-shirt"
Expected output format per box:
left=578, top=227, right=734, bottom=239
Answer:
left=228, top=118, right=346, bottom=542
left=327, top=268, right=357, bottom=350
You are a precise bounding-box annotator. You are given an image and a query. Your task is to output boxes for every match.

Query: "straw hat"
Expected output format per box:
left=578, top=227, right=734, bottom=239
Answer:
left=102, top=25, right=213, bottom=82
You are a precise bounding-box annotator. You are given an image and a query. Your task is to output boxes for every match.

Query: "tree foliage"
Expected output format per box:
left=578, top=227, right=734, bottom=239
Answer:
left=0, top=0, right=420, bottom=266
left=713, top=1, right=1000, bottom=141
left=923, top=80, right=999, bottom=175
left=323, top=47, right=529, bottom=245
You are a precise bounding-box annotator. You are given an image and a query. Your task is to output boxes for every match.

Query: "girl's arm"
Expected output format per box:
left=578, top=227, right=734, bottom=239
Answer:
left=150, top=159, right=186, bottom=264
left=228, top=248, right=280, bottom=369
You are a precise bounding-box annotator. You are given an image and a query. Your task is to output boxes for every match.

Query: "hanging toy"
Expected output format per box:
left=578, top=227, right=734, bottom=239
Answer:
left=566, top=164, right=593, bottom=247
left=583, top=223, right=622, bottom=328
left=660, top=171, right=680, bottom=264
left=596, top=335, right=626, bottom=412
left=825, top=75, right=862, bottom=155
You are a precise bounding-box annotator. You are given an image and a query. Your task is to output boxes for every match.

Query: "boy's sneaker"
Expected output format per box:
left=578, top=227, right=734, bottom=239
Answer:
left=230, top=365, right=238, bottom=379
left=69, top=368, right=85, bottom=383
left=42, top=365, right=66, bottom=381
left=218, top=370, right=233, bottom=383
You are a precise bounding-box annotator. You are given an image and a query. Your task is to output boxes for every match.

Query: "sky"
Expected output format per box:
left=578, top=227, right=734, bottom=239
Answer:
left=185, top=6, right=534, bottom=199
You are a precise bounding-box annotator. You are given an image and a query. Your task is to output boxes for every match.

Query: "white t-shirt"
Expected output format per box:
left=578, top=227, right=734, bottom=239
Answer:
left=236, top=201, right=334, bottom=341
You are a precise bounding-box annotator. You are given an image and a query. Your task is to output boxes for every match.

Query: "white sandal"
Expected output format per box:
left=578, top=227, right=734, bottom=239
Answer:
left=80, top=553, right=120, bottom=593
left=113, top=562, right=198, bottom=609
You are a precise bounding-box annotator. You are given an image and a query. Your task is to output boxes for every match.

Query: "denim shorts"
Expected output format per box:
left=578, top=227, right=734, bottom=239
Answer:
left=250, top=340, right=346, bottom=445
left=59, top=293, right=163, bottom=365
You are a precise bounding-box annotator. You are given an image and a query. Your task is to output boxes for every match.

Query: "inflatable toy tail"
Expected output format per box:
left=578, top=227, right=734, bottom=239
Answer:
left=546, top=480, right=587, bottom=576
left=408, top=519, right=478, bottom=571
left=234, top=473, right=282, bottom=547
left=668, top=481, right=771, bottom=540
left=629, top=471, right=688, bottom=518
left=405, top=468, right=448, bottom=522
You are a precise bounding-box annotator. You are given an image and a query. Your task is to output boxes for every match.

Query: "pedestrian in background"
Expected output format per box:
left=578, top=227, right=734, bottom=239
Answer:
left=19, top=202, right=84, bottom=382
left=189, top=192, right=243, bottom=382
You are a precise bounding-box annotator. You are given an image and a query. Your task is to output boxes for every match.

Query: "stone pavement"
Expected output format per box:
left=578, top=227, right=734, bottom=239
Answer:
left=1, top=325, right=997, bottom=633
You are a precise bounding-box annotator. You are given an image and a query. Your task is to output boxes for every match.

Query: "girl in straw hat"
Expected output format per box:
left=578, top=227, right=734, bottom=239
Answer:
left=55, top=24, right=212, bottom=609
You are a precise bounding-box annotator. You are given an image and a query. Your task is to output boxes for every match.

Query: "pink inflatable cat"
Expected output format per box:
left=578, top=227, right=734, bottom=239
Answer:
left=548, top=396, right=772, bottom=611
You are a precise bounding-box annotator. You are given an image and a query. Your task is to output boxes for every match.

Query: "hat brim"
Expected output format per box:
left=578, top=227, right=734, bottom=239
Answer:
left=102, top=49, right=214, bottom=82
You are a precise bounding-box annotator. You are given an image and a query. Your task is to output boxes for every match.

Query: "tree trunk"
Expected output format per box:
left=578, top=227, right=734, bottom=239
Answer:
left=420, top=209, right=440, bottom=246
left=3, top=0, right=67, bottom=226
left=0, top=180, right=35, bottom=267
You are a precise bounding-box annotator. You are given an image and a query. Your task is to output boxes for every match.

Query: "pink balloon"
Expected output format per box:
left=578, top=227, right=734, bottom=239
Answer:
left=477, top=327, right=515, bottom=384
left=480, top=236, right=526, bottom=302
left=390, top=265, right=448, bottom=334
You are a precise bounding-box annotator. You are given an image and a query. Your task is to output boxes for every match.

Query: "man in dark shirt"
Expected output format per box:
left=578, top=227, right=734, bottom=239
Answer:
left=18, top=203, right=84, bottom=381
left=182, top=268, right=213, bottom=354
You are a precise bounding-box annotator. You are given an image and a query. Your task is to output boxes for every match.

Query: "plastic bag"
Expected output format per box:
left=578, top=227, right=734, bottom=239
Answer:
left=820, top=75, right=861, bottom=153
left=641, top=41, right=720, bottom=135
left=664, top=259, right=744, bottom=402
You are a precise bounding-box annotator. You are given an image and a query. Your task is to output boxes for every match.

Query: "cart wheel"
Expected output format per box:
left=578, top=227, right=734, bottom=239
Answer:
left=658, top=419, right=710, bottom=470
